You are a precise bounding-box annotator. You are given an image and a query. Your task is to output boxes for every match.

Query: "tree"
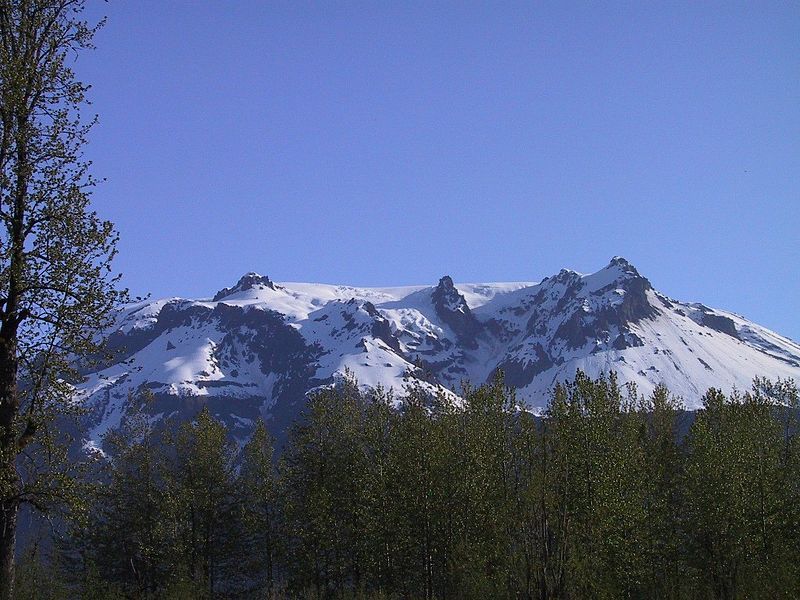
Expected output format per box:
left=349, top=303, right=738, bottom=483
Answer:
left=388, top=385, right=441, bottom=599
left=170, top=408, right=239, bottom=597
left=279, top=383, right=371, bottom=596
left=0, top=1, right=124, bottom=597
left=684, top=384, right=792, bottom=599
left=447, top=378, right=516, bottom=598
left=238, top=419, right=280, bottom=596
left=74, top=403, right=175, bottom=596
left=636, top=383, right=689, bottom=597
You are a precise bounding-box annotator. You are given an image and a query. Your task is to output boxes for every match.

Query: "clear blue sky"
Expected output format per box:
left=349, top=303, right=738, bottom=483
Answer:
left=78, top=2, right=799, bottom=339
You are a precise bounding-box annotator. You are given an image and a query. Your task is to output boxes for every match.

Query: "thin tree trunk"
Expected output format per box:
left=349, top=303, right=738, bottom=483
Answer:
left=0, top=498, right=18, bottom=600
left=0, top=331, right=20, bottom=600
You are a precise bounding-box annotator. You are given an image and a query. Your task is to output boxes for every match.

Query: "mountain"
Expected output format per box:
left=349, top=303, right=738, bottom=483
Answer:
left=76, top=258, right=800, bottom=448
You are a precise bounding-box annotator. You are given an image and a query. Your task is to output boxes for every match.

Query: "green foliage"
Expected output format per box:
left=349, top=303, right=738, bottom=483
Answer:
left=239, top=419, right=280, bottom=596
left=11, top=546, right=69, bottom=600
left=169, top=407, right=241, bottom=597
left=684, top=384, right=798, bottom=599
left=0, top=1, right=127, bottom=596
left=279, top=379, right=373, bottom=595
left=42, top=373, right=800, bottom=599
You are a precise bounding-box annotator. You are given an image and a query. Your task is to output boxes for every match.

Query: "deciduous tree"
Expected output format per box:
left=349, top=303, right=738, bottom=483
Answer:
left=0, top=1, right=124, bottom=596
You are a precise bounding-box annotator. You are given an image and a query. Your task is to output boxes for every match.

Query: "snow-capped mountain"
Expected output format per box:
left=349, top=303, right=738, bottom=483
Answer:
left=77, top=258, right=800, bottom=447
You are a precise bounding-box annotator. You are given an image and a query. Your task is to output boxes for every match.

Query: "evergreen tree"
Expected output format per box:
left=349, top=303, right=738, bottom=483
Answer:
left=92, top=407, right=174, bottom=594
left=56, top=396, right=178, bottom=597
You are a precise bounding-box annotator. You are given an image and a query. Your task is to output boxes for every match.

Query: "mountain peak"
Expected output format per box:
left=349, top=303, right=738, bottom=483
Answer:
left=437, top=275, right=455, bottom=290
left=432, top=275, right=464, bottom=311
left=80, top=265, right=800, bottom=450
left=213, top=272, right=277, bottom=302
left=431, top=275, right=481, bottom=347
left=552, top=268, right=582, bottom=286
left=606, top=256, right=641, bottom=277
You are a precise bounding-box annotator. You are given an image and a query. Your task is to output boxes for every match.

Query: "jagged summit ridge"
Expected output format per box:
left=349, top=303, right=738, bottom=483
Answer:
left=212, top=272, right=278, bottom=302
left=78, top=258, right=800, bottom=446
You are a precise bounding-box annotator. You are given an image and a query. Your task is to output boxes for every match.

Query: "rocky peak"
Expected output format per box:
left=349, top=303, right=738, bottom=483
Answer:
left=213, top=272, right=277, bottom=302
left=432, top=276, right=466, bottom=313
left=593, top=256, right=652, bottom=294
left=607, top=255, right=639, bottom=275
left=551, top=268, right=583, bottom=289
left=431, top=275, right=481, bottom=348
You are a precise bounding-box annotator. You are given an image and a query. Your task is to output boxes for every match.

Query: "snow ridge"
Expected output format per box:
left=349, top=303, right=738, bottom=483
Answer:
left=77, top=258, right=800, bottom=445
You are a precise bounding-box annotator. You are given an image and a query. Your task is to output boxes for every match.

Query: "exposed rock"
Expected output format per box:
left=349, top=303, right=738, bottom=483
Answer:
left=213, top=272, right=278, bottom=301
left=431, top=275, right=482, bottom=349
left=700, top=313, right=740, bottom=340
left=493, top=345, right=554, bottom=388
left=75, top=259, right=800, bottom=451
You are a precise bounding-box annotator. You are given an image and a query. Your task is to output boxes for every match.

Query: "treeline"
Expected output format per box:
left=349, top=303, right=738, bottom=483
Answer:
left=15, top=373, right=800, bottom=599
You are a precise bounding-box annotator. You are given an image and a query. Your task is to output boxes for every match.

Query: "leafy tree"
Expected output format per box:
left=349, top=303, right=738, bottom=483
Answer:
left=238, top=418, right=281, bottom=596
left=10, top=544, right=69, bottom=600
left=636, top=383, right=690, bottom=597
left=28, top=369, right=800, bottom=599
left=543, top=372, right=654, bottom=598
left=170, top=407, right=240, bottom=597
left=357, top=386, right=400, bottom=593
left=54, top=396, right=179, bottom=597
left=90, top=406, right=174, bottom=595
left=279, top=382, right=371, bottom=596
left=447, top=378, right=516, bottom=598
left=684, top=384, right=791, bottom=599
left=766, top=378, right=800, bottom=592
left=0, top=1, right=125, bottom=596
left=388, top=386, right=439, bottom=599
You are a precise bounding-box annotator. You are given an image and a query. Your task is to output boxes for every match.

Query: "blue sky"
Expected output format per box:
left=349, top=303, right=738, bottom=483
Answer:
left=78, top=1, right=799, bottom=339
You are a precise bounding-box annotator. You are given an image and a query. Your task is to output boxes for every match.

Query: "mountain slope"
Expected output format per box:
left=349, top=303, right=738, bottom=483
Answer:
left=76, top=258, right=800, bottom=448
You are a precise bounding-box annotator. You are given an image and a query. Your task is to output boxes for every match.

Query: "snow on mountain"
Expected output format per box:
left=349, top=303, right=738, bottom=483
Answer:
left=76, top=259, right=800, bottom=447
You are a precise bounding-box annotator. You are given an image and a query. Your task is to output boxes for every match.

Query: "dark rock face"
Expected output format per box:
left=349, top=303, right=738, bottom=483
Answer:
left=213, top=272, right=277, bottom=301
left=607, top=255, right=641, bottom=276
left=431, top=275, right=482, bottom=349
left=80, top=257, right=800, bottom=452
left=336, top=299, right=403, bottom=353
left=554, top=311, right=591, bottom=349
left=498, top=258, right=663, bottom=382
left=548, top=264, right=657, bottom=351
left=96, top=300, right=211, bottom=369
left=612, top=332, right=645, bottom=350
left=615, top=276, right=657, bottom=323
left=158, top=300, right=213, bottom=330
left=212, top=304, right=320, bottom=394
left=126, top=301, right=320, bottom=405
left=83, top=297, right=329, bottom=455
left=370, top=317, right=401, bottom=353
left=494, top=344, right=554, bottom=388
left=700, top=313, right=740, bottom=340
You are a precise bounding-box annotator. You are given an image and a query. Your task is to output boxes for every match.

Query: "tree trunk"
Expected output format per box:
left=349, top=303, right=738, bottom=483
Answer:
left=0, top=332, right=20, bottom=600
left=0, top=497, right=18, bottom=600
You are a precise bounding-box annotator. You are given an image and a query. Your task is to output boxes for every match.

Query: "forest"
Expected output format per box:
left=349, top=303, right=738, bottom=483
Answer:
left=0, top=4, right=797, bottom=598
left=13, top=372, right=800, bottom=600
